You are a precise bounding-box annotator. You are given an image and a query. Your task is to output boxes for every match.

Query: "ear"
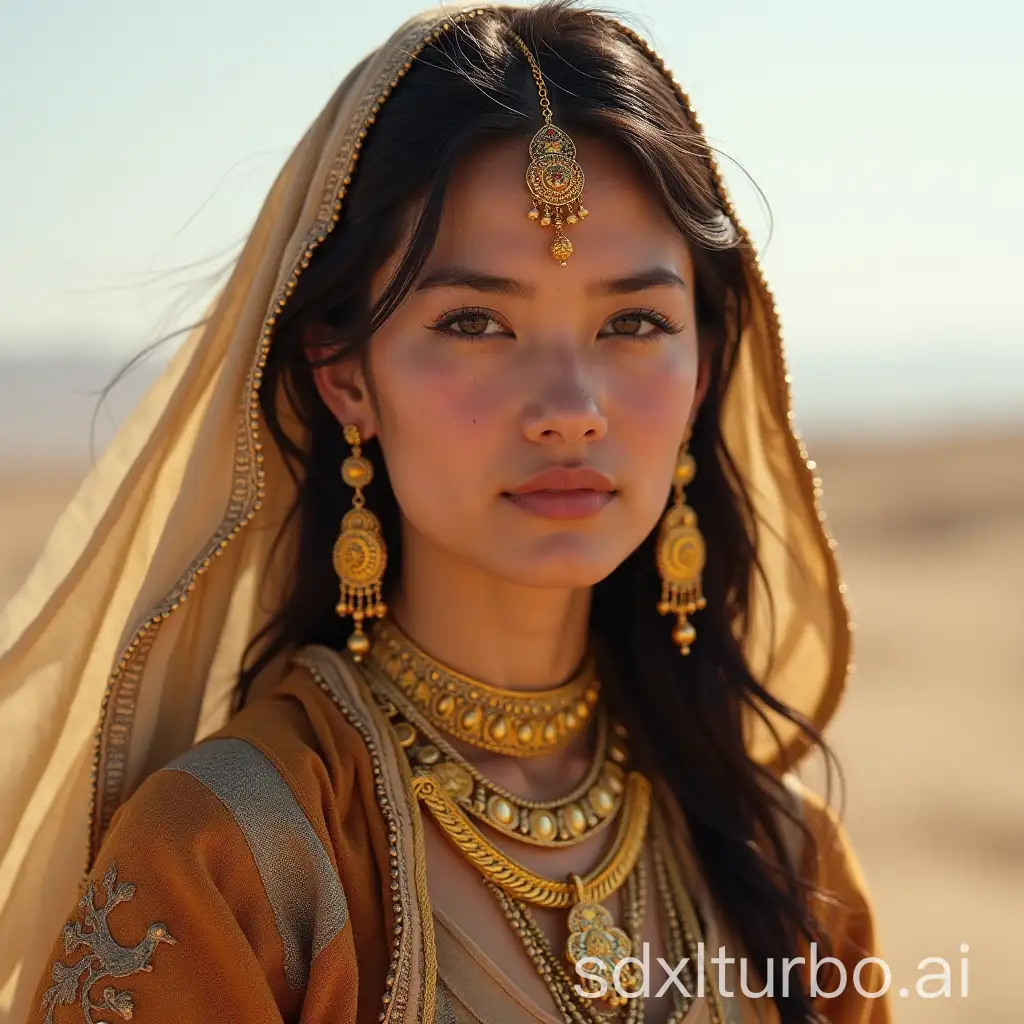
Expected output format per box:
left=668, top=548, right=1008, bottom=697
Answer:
left=306, top=325, right=379, bottom=441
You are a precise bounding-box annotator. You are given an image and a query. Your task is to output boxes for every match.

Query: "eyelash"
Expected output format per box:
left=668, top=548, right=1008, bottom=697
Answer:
left=425, top=306, right=685, bottom=339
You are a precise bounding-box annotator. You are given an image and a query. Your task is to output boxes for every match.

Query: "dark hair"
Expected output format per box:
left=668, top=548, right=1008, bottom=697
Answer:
left=240, top=4, right=838, bottom=1020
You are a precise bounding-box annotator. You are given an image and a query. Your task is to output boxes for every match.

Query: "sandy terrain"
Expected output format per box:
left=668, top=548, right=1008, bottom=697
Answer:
left=1, top=430, right=1021, bottom=1021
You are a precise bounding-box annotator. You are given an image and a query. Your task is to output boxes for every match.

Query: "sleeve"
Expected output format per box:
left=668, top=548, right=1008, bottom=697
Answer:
left=28, top=735, right=353, bottom=1024
left=798, top=785, right=893, bottom=1024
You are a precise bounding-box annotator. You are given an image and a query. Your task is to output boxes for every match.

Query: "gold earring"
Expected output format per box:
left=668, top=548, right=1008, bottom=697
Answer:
left=333, top=424, right=387, bottom=661
left=656, top=434, right=707, bottom=655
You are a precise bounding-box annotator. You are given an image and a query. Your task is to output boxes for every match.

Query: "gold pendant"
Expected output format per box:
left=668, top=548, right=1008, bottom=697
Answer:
left=565, top=876, right=639, bottom=1009
left=525, top=125, right=588, bottom=266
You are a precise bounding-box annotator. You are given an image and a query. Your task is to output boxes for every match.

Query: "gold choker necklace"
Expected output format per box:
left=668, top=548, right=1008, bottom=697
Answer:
left=369, top=620, right=600, bottom=758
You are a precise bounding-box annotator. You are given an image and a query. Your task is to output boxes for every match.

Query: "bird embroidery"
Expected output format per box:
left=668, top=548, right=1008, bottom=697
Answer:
left=40, top=861, right=177, bottom=1023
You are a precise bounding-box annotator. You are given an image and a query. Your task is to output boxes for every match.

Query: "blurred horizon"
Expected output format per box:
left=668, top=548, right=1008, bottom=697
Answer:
left=2, top=0, right=1022, bottom=416
left=0, top=332, right=1019, bottom=463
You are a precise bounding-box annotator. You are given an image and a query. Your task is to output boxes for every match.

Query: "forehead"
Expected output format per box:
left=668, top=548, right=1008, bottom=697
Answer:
left=427, top=136, right=693, bottom=283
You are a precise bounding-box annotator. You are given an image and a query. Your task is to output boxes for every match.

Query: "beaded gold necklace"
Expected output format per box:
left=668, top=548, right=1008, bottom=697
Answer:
left=374, top=677, right=627, bottom=848
left=369, top=619, right=600, bottom=758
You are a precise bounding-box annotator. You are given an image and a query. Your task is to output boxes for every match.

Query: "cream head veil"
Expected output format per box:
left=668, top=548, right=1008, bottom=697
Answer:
left=0, top=5, right=850, bottom=1015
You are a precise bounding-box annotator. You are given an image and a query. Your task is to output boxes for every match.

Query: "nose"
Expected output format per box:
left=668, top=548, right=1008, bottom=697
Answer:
left=522, top=378, right=608, bottom=445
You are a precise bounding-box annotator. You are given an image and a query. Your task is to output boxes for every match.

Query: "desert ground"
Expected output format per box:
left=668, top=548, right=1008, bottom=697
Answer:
left=1, top=430, right=1021, bottom=1021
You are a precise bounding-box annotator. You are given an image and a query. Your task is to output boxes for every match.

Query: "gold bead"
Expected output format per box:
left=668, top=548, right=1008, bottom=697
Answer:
left=487, top=796, right=516, bottom=827
left=564, top=803, right=587, bottom=837
left=393, top=722, right=417, bottom=748
left=578, top=207, right=588, bottom=218
left=529, top=810, right=557, bottom=841
left=460, top=705, right=482, bottom=732
left=341, top=455, right=373, bottom=488
left=435, top=694, right=456, bottom=719
left=604, top=763, right=625, bottom=795
left=415, top=744, right=441, bottom=766
left=674, top=452, right=695, bottom=485
left=673, top=621, right=697, bottom=649
left=550, top=237, right=573, bottom=263
left=347, top=632, right=371, bottom=659
left=516, top=722, right=534, bottom=746
left=540, top=215, right=552, bottom=227
left=528, top=208, right=540, bottom=221
left=488, top=715, right=509, bottom=742
left=588, top=784, right=615, bottom=818
left=542, top=721, right=558, bottom=746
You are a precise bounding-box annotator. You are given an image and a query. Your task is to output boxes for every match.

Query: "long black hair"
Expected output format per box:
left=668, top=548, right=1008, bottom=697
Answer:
left=239, top=4, right=838, bottom=1020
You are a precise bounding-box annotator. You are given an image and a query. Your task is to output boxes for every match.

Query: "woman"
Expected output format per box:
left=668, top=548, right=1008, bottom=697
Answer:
left=0, top=3, right=888, bottom=1022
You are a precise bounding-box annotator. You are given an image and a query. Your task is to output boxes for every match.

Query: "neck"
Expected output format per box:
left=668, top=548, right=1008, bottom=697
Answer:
left=389, top=525, right=591, bottom=692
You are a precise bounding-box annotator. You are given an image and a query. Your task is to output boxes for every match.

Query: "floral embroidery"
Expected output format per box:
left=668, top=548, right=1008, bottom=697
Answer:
left=40, top=862, right=176, bottom=1023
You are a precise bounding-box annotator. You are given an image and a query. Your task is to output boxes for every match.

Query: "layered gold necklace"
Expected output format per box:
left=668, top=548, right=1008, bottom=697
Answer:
left=377, top=672, right=628, bottom=848
left=361, top=621, right=724, bottom=1023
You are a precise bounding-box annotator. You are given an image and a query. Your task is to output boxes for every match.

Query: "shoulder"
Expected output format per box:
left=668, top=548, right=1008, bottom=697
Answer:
left=67, top=663, right=369, bottom=1003
left=109, top=659, right=376, bottom=867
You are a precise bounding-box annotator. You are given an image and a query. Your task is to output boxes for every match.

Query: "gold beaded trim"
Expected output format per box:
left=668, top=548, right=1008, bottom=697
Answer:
left=296, top=650, right=429, bottom=1024
left=372, top=675, right=628, bottom=847
left=85, top=9, right=487, bottom=869
left=369, top=619, right=600, bottom=759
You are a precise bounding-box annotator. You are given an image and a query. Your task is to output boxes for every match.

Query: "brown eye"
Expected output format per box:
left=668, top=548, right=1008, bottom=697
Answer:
left=455, top=312, right=492, bottom=335
left=429, top=308, right=507, bottom=337
left=597, top=309, right=683, bottom=340
left=608, top=314, right=642, bottom=335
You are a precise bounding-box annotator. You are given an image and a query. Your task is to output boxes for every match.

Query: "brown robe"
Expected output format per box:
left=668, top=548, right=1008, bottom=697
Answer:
left=29, top=646, right=890, bottom=1024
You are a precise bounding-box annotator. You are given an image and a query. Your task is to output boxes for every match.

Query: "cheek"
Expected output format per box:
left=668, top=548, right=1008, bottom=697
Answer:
left=370, top=343, right=509, bottom=511
left=610, top=343, right=699, bottom=443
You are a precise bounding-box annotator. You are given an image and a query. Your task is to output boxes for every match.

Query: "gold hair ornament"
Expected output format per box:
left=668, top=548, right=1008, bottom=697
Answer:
left=509, top=33, right=588, bottom=266
left=333, top=425, right=387, bottom=660
left=657, top=433, right=707, bottom=654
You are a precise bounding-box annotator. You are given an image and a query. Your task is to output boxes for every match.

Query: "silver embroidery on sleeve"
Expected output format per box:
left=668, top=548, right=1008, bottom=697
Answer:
left=40, top=861, right=177, bottom=1024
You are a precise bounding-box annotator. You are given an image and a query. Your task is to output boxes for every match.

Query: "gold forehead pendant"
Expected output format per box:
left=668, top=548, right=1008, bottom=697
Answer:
left=510, top=34, right=588, bottom=266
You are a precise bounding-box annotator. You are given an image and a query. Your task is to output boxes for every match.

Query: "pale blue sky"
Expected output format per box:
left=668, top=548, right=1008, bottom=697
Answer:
left=0, top=0, right=1021, bottom=373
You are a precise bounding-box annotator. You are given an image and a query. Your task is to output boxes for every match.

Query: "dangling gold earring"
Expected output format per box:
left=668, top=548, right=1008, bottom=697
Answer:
left=657, top=432, right=707, bottom=655
left=333, top=424, right=387, bottom=661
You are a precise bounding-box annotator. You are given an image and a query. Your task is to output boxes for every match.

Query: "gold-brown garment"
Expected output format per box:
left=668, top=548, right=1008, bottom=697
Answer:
left=22, top=650, right=888, bottom=1024
left=1, top=4, right=850, bottom=1014
left=370, top=618, right=601, bottom=758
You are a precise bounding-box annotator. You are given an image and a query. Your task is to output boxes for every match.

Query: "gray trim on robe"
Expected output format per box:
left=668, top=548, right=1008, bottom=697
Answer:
left=164, top=736, right=349, bottom=990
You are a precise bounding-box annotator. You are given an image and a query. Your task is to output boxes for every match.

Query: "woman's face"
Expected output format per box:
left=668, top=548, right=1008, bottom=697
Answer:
left=317, top=136, right=704, bottom=590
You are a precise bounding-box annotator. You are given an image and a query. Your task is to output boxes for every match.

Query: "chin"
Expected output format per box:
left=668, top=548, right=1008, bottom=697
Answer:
left=487, top=534, right=630, bottom=589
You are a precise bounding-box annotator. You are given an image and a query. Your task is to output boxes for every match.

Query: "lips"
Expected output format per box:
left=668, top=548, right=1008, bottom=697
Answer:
left=503, top=466, right=616, bottom=520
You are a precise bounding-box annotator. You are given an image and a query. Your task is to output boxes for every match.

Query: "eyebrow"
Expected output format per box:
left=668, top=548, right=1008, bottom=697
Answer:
left=414, top=265, right=687, bottom=299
